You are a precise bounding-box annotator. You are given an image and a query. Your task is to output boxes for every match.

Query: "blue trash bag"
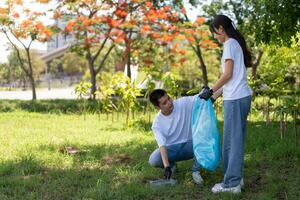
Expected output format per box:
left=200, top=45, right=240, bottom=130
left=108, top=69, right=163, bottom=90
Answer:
left=192, top=98, right=220, bottom=171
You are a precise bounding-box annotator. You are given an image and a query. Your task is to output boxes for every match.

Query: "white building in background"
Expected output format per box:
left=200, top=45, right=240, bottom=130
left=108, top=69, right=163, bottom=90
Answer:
left=40, top=15, right=77, bottom=89
left=47, top=16, right=75, bottom=53
left=41, top=15, right=75, bottom=63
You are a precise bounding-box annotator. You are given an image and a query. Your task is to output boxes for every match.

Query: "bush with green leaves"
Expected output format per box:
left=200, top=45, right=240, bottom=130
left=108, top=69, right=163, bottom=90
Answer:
left=249, top=32, right=300, bottom=98
left=75, top=81, right=92, bottom=118
left=162, top=71, right=181, bottom=98
left=247, top=33, right=300, bottom=133
left=111, top=72, right=141, bottom=124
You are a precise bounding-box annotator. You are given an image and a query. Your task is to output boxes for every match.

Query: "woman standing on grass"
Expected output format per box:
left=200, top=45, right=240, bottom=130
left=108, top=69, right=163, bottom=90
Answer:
left=198, top=14, right=252, bottom=194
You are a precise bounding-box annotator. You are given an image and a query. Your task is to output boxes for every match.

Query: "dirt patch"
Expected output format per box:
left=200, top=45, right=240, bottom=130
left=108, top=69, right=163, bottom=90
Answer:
left=246, top=176, right=267, bottom=193
left=101, top=153, right=133, bottom=166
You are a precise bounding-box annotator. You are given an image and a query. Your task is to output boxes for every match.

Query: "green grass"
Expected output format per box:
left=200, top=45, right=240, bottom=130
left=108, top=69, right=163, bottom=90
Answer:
left=0, top=109, right=299, bottom=200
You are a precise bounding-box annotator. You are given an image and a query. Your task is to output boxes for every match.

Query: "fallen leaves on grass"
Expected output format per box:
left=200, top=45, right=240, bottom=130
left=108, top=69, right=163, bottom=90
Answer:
left=59, top=146, right=88, bottom=155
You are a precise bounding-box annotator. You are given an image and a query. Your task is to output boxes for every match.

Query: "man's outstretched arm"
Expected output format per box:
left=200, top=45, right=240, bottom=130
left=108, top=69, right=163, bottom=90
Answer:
left=159, top=146, right=172, bottom=179
left=159, top=146, right=170, bottom=167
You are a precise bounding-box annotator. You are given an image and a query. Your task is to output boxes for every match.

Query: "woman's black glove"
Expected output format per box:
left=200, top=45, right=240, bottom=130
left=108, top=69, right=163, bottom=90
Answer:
left=199, top=86, right=213, bottom=100
left=210, top=97, right=216, bottom=104
left=164, top=166, right=172, bottom=179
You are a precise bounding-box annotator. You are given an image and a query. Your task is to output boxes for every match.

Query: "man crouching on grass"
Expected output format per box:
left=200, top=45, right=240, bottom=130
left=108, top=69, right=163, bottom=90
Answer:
left=148, top=89, right=220, bottom=183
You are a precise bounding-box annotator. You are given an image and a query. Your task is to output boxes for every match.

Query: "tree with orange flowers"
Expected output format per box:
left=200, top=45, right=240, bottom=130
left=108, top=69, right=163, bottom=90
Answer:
left=138, top=1, right=217, bottom=86
left=113, top=1, right=183, bottom=79
left=134, top=2, right=217, bottom=86
left=57, top=0, right=128, bottom=99
left=179, top=13, right=218, bottom=86
left=0, top=0, right=52, bottom=100
left=114, top=1, right=184, bottom=79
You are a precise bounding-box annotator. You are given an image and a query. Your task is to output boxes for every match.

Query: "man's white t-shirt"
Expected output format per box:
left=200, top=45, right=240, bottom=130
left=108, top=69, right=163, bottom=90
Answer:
left=222, top=38, right=252, bottom=100
left=151, top=96, right=195, bottom=147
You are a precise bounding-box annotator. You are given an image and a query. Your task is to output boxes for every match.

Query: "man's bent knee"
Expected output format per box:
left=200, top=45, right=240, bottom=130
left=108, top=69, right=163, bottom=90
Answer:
left=149, top=149, right=163, bottom=168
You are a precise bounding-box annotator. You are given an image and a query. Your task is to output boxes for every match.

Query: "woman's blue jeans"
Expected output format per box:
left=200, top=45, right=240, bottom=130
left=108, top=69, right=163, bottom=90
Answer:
left=149, top=140, right=201, bottom=172
left=222, top=95, right=251, bottom=188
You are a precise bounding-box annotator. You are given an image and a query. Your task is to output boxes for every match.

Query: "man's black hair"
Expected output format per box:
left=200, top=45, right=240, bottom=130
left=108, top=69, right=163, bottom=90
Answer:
left=149, top=89, right=167, bottom=107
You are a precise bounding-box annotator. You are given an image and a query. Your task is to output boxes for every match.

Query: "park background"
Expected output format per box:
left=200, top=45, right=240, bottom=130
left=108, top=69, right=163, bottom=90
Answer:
left=0, top=0, right=299, bottom=199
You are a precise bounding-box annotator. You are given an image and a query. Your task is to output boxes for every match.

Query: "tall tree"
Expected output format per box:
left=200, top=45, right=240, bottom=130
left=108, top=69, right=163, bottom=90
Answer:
left=146, top=1, right=218, bottom=86
left=0, top=0, right=52, bottom=100
left=57, top=0, right=117, bottom=99
left=179, top=15, right=218, bottom=86
left=6, top=48, right=45, bottom=89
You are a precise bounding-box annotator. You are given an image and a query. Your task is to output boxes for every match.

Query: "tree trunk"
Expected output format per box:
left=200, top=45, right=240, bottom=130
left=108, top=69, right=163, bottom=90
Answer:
left=29, top=75, right=36, bottom=100
left=294, top=110, right=298, bottom=146
left=252, top=50, right=263, bottom=80
left=196, top=46, right=208, bottom=86
left=265, top=103, right=270, bottom=127
left=125, top=35, right=132, bottom=79
left=280, top=108, right=284, bottom=139
left=26, top=49, right=36, bottom=100
left=126, top=48, right=131, bottom=79
left=88, top=59, right=97, bottom=100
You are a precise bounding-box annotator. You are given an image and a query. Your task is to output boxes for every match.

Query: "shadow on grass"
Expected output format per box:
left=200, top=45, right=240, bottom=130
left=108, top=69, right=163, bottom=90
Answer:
left=0, top=141, right=170, bottom=200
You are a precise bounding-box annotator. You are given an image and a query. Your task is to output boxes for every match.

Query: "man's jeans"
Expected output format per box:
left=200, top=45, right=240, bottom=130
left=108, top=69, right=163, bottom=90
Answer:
left=222, top=95, right=251, bottom=188
left=149, top=140, right=201, bottom=172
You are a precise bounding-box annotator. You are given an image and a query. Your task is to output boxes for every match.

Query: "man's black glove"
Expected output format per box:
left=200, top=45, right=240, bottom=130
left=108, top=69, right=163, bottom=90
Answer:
left=199, top=86, right=213, bottom=101
left=164, top=166, right=172, bottom=179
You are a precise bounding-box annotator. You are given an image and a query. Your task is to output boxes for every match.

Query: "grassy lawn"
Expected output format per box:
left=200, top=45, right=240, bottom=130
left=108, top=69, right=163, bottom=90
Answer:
left=0, top=109, right=299, bottom=200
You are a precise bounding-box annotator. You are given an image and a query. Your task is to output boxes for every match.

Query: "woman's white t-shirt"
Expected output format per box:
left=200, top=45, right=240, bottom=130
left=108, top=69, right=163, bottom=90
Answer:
left=151, top=96, right=195, bottom=147
left=222, top=38, right=252, bottom=100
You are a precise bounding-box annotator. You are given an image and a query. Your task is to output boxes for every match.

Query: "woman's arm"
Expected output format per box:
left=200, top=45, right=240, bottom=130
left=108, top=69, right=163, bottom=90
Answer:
left=212, top=59, right=233, bottom=92
left=212, top=87, right=223, bottom=100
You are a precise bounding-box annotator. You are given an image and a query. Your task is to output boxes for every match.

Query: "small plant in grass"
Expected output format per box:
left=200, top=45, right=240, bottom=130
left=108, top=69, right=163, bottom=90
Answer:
left=142, top=74, right=156, bottom=123
left=112, top=72, right=141, bottom=125
left=75, top=81, right=92, bottom=119
left=96, top=84, right=116, bottom=120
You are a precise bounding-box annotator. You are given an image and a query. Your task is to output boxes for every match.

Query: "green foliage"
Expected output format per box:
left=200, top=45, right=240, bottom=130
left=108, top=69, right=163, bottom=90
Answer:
left=127, top=116, right=152, bottom=132
left=0, top=100, right=100, bottom=114
left=142, top=74, right=156, bottom=98
left=61, top=51, right=87, bottom=75
left=249, top=36, right=300, bottom=98
left=162, top=71, right=181, bottom=97
left=75, top=81, right=92, bottom=118
left=96, top=72, right=142, bottom=123
left=112, top=72, right=141, bottom=122
left=0, top=48, right=46, bottom=87
left=203, top=0, right=300, bottom=46
left=96, top=80, right=116, bottom=113
left=75, top=81, right=92, bottom=99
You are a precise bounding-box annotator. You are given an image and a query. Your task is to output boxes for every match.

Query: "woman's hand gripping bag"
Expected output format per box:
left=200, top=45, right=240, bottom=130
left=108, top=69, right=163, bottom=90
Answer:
left=192, top=98, right=220, bottom=171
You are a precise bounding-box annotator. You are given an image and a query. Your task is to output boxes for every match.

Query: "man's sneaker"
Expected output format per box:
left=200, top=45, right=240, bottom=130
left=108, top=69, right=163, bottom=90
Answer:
left=171, top=164, right=176, bottom=174
left=211, top=183, right=241, bottom=194
left=192, top=171, right=203, bottom=184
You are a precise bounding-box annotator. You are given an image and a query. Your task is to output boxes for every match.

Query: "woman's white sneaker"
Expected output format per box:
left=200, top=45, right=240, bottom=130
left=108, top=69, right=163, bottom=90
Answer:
left=211, top=183, right=241, bottom=194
